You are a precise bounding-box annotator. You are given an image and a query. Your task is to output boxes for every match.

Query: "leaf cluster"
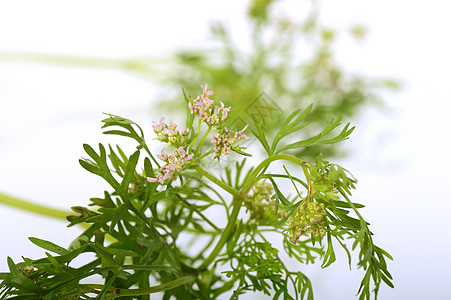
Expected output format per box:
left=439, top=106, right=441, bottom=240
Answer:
left=251, top=103, right=354, bottom=157
left=219, top=224, right=315, bottom=300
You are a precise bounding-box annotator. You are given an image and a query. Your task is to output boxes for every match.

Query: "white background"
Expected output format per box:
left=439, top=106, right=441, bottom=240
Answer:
left=1, top=1, right=450, bottom=299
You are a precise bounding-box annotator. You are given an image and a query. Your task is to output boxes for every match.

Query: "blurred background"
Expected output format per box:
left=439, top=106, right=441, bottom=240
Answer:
left=0, top=0, right=450, bottom=299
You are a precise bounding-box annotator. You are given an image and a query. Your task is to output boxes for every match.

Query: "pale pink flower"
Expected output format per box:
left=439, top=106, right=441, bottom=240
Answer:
left=207, top=115, right=218, bottom=125
left=235, top=124, right=250, bottom=140
left=160, top=164, right=169, bottom=173
left=163, top=171, right=172, bottom=180
left=202, top=98, right=214, bottom=108
left=152, top=117, right=165, bottom=127
left=177, top=147, right=185, bottom=156
left=223, top=146, right=230, bottom=154
left=193, top=96, right=201, bottom=104
left=147, top=173, right=165, bottom=184
left=150, top=146, right=194, bottom=185
left=199, top=111, right=209, bottom=121
left=168, top=121, right=177, bottom=130
left=177, top=147, right=194, bottom=162
left=189, top=101, right=200, bottom=114
left=176, top=161, right=183, bottom=171
left=168, top=163, right=177, bottom=171
left=201, top=84, right=214, bottom=99
left=157, top=148, right=168, bottom=161
left=181, top=128, right=190, bottom=136
left=152, top=117, right=165, bottom=133
left=211, top=134, right=221, bottom=145
left=217, top=101, right=231, bottom=121
left=168, top=155, right=176, bottom=163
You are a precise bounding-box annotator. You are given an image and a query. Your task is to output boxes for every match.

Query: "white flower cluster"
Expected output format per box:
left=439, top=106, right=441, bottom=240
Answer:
left=152, top=118, right=190, bottom=148
left=211, top=125, right=249, bottom=159
left=147, top=147, right=194, bottom=185
left=189, top=84, right=231, bottom=127
left=148, top=84, right=251, bottom=184
left=188, top=84, right=250, bottom=159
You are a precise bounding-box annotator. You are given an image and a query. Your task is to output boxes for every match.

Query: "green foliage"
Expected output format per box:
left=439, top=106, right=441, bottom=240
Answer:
left=0, top=88, right=392, bottom=299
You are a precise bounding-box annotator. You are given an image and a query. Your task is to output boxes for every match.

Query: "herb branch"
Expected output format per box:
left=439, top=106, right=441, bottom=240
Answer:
left=0, top=85, right=392, bottom=299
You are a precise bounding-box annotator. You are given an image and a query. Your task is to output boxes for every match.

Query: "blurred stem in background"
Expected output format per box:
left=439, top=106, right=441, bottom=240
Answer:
left=0, top=0, right=400, bottom=216
left=0, top=192, right=69, bottom=220
left=0, top=52, right=169, bottom=81
left=0, top=192, right=98, bottom=233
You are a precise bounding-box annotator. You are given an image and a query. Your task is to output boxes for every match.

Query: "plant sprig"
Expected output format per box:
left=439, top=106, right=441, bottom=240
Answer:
left=0, top=85, right=392, bottom=300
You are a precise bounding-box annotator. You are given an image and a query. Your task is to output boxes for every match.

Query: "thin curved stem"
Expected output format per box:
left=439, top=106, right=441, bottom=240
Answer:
left=143, top=144, right=161, bottom=168
left=197, top=149, right=215, bottom=161
left=194, top=166, right=240, bottom=198
left=194, top=154, right=307, bottom=272
left=80, top=275, right=195, bottom=297
left=194, top=127, right=212, bottom=155
left=177, top=196, right=221, bottom=232
left=197, top=196, right=242, bottom=271
left=259, top=174, right=308, bottom=189
left=188, top=119, right=202, bottom=153
left=241, top=154, right=305, bottom=194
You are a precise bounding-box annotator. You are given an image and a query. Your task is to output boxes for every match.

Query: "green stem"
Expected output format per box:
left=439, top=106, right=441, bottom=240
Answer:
left=0, top=192, right=69, bottom=220
left=197, top=196, right=242, bottom=271
left=195, top=155, right=306, bottom=271
left=186, top=228, right=218, bottom=235
left=178, top=196, right=221, bottom=232
left=242, top=154, right=305, bottom=194
left=302, top=163, right=313, bottom=195
left=0, top=52, right=126, bottom=69
left=194, top=127, right=212, bottom=155
left=194, top=235, right=218, bottom=261
left=143, top=144, right=161, bottom=168
left=337, top=186, right=365, bottom=222
left=81, top=275, right=195, bottom=298
left=194, top=166, right=240, bottom=198
left=188, top=119, right=202, bottom=153
left=197, top=149, right=215, bottom=160
left=259, top=173, right=308, bottom=189
left=0, top=52, right=171, bottom=77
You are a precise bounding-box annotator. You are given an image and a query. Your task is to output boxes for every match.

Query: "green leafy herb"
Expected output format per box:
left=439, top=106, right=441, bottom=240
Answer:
left=1, top=86, right=392, bottom=299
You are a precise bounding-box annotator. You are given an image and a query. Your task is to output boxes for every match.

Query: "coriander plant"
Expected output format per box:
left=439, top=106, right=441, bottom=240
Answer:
left=0, top=85, right=393, bottom=299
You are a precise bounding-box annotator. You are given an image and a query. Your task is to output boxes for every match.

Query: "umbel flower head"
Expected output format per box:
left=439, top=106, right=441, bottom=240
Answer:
left=148, top=116, right=192, bottom=185
left=187, top=84, right=250, bottom=159
left=244, top=181, right=286, bottom=224
left=211, top=125, right=249, bottom=159
left=287, top=201, right=327, bottom=244
left=147, top=84, right=250, bottom=185
left=189, top=84, right=232, bottom=127
left=152, top=118, right=190, bottom=148
left=147, top=147, right=194, bottom=184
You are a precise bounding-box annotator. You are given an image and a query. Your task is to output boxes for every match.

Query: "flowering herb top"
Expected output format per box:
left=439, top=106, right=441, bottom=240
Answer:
left=147, top=85, right=250, bottom=186
left=0, top=85, right=393, bottom=300
left=188, top=84, right=249, bottom=159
